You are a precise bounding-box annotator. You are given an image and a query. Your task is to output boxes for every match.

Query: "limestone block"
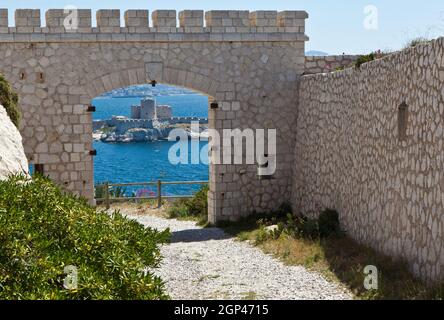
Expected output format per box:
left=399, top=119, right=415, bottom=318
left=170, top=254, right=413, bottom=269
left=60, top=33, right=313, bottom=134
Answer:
left=152, top=10, right=176, bottom=27
left=0, top=9, right=8, bottom=27
left=249, top=11, right=277, bottom=27
left=277, top=11, right=308, bottom=27
left=46, top=9, right=92, bottom=29
left=96, top=9, right=120, bottom=27
left=179, top=10, right=204, bottom=27
left=0, top=105, right=29, bottom=180
left=124, top=10, right=149, bottom=27
left=15, top=9, right=41, bottom=27
left=145, top=62, right=164, bottom=82
left=205, top=11, right=249, bottom=28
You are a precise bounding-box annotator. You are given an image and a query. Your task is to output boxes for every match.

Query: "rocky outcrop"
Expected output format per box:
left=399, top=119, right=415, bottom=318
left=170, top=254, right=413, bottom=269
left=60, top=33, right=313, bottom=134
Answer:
left=0, top=105, right=29, bottom=179
left=93, top=116, right=210, bottom=143
left=99, top=127, right=173, bottom=143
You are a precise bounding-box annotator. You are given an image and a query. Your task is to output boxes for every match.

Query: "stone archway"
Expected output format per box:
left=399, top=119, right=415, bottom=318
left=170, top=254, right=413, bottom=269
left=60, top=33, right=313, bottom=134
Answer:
left=84, top=66, right=219, bottom=222
left=0, top=8, right=308, bottom=223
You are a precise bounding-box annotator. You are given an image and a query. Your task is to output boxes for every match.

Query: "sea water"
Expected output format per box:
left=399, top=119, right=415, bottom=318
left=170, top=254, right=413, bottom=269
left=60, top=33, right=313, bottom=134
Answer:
left=92, top=94, right=209, bottom=196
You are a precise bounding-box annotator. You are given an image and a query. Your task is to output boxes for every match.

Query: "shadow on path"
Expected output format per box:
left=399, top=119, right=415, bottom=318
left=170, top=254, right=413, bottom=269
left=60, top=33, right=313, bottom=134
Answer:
left=170, top=227, right=232, bottom=243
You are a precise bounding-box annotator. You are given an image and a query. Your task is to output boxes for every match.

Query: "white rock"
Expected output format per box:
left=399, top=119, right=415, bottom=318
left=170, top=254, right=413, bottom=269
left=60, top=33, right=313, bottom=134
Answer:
left=0, top=105, right=29, bottom=180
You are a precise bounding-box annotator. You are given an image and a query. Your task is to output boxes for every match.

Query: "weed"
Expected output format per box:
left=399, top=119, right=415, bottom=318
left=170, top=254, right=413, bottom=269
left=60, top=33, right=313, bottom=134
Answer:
left=167, top=185, right=209, bottom=225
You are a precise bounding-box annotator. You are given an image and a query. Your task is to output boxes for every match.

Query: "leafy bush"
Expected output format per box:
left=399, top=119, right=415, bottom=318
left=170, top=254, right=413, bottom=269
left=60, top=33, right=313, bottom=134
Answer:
left=0, top=73, right=20, bottom=127
left=94, top=183, right=106, bottom=199
left=110, top=186, right=127, bottom=198
left=252, top=208, right=343, bottom=243
left=284, top=214, right=319, bottom=239
left=0, top=175, right=170, bottom=300
left=405, top=37, right=429, bottom=48
left=94, top=184, right=127, bottom=201
left=355, top=53, right=376, bottom=69
left=355, top=50, right=389, bottom=69
left=167, top=185, right=209, bottom=225
left=254, top=225, right=270, bottom=244
left=318, top=209, right=342, bottom=238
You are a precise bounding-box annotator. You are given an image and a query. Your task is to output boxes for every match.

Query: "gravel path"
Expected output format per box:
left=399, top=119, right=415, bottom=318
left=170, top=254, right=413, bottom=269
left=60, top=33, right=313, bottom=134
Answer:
left=123, top=210, right=353, bottom=300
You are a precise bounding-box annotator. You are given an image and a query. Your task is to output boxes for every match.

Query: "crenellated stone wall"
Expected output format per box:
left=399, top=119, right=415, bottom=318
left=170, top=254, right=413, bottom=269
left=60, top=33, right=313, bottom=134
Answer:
left=294, top=37, right=444, bottom=282
left=0, top=8, right=308, bottom=224
left=304, top=55, right=359, bottom=74
left=156, top=105, right=173, bottom=120
left=0, top=8, right=308, bottom=40
left=107, top=117, right=154, bottom=134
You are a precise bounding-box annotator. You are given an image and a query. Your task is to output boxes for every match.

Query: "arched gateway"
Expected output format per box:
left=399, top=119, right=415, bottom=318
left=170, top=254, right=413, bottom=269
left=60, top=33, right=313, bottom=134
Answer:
left=0, top=8, right=308, bottom=223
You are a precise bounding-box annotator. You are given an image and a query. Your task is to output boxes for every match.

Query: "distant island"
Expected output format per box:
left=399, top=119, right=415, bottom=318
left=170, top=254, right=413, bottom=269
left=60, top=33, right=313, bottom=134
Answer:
left=100, top=84, right=199, bottom=99
left=305, top=50, right=329, bottom=56
left=93, top=96, right=208, bottom=143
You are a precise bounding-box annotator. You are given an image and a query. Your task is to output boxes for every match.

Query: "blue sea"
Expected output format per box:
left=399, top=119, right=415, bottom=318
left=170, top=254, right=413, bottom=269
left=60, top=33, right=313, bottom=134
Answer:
left=92, top=94, right=209, bottom=196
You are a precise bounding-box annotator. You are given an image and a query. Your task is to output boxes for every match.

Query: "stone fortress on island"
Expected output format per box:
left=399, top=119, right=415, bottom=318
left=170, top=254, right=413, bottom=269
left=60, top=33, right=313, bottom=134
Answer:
left=131, top=97, right=172, bottom=120
left=93, top=96, right=208, bottom=142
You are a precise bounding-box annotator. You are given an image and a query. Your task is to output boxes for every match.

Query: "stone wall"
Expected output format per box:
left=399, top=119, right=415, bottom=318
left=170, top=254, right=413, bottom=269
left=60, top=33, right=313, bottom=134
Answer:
left=107, top=117, right=154, bottom=133
left=0, top=104, right=29, bottom=179
left=304, top=55, right=359, bottom=74
left=169, top=117, right=208, bottom=124
left=0, top=8, right=308, bottom=223
left=156, top=105, right=172, bottom=120
left=140, top=98, right=156, bottom=120
left=294, top=37, right=444, bottom=282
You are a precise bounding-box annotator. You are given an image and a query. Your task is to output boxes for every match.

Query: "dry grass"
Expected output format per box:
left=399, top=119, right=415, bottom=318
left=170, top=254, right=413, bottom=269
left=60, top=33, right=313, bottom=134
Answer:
left=223, top=217, right=444, bottom=300
left=98, top=201, right=170, bottom=218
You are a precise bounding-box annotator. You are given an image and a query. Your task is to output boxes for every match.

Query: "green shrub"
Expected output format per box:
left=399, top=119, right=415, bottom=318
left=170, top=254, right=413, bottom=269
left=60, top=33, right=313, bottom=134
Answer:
left=0, top=73, right=20, bottom=127
left=0, top=175, right=170, bottom=300
left=318, top=209, right=342, bottom=238
left=94, top=183, right=106, bottom=199
left=254, top=225, right=270, bottom=245
left=355, top=53, right=376, bottom=69
left=283, top=214, right=319, bottom=240
left=355, top=50, right=389, bottom=69
left=405, top=37, right=429, bottom=49
left=94, top=184, right=127, bottom=202
left=167, top=185, right=209, bottom=225
left=110, top=186, right=126, bottom=198
left=254, top=208, right=342, bottom=241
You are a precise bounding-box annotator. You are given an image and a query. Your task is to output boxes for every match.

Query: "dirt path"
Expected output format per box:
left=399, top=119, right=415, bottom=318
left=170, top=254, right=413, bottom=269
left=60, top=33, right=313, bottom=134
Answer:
left=116, top=205, right=352, bottom=300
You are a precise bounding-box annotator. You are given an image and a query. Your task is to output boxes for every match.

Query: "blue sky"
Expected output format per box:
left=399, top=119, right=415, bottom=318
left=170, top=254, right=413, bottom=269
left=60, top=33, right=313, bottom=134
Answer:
left=2, top=0, right=444, bottom=54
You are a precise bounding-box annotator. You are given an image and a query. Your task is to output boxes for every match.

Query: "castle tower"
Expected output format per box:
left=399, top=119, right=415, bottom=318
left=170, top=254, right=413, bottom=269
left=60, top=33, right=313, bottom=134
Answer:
left=130, top=105, right=141, bottom=119
left=156, top=105, right=173, bottom=120
left=140, top=97, right=156, bottom=119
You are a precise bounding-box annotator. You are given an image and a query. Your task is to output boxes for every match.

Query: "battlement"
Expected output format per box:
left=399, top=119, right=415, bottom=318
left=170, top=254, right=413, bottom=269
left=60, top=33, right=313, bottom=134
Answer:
left=169, top=117, right=209, bottom=124
left=0, top=8, right=309, bottom=41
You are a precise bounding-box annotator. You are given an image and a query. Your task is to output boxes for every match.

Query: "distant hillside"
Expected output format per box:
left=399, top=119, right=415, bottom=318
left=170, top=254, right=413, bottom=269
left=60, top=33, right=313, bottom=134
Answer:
left=305, top=50, right=329, bottom=56
left=100, top=84, right=197, bottom=98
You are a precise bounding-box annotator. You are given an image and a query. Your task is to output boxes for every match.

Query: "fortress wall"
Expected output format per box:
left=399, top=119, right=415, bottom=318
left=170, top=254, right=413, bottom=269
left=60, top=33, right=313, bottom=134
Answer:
left=156, top=105, right=172, bottom=119
left=294, top=37, right=444, bottom=282
left=169, top=117, right=209, bottom=124
left=106, top=118, right=153, bottom=133
left=0, top=7, right=308, bottom=223
left=304, top=55, right=359, bottom=74
left=0, top=8, right=308, bottom=40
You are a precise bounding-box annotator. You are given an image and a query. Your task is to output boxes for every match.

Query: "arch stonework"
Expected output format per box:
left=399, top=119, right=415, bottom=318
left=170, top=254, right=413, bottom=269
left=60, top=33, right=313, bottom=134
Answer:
left=0, top=8, right=308, bottom=223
